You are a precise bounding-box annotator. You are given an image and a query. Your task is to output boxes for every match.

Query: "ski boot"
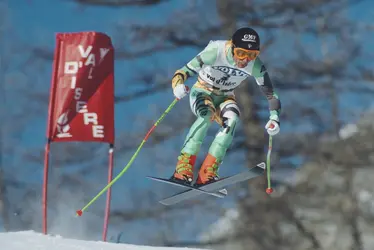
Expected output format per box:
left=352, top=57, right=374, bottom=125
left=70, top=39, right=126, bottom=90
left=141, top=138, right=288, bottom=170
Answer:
left=170, top=152, right=197, bottom=185
left=195, top=153, right=221, bottom=187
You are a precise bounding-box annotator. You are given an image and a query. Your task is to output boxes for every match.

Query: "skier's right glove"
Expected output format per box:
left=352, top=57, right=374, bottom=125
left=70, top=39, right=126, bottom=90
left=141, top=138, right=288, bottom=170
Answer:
left=173, top=84, right=189, bottom=100
left=172, top=70, right=189, bottom=100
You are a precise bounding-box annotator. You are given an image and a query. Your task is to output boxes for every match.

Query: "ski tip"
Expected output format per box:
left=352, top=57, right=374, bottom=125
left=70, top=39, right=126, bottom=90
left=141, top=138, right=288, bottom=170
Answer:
left=257, top=162, right=266, bottom=169
left=159, top=201, right=171, bottom=206
left=219, top=188, right=228, bottom=196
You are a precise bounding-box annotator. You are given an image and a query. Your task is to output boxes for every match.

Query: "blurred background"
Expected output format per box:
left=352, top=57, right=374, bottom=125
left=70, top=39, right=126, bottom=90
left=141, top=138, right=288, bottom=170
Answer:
left=1, top=0, right=374, bottom=249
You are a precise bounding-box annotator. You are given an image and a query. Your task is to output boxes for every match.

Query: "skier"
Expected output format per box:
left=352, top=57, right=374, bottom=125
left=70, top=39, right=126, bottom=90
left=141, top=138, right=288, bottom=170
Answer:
left=170, top=27, right=281, bottom=186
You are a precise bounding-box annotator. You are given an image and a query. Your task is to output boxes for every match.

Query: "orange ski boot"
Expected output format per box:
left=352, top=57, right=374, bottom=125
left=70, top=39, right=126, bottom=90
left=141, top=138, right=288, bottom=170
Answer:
left=171, top=152, right=197, bottom=185
left=195, top=153, right=221, bottom=186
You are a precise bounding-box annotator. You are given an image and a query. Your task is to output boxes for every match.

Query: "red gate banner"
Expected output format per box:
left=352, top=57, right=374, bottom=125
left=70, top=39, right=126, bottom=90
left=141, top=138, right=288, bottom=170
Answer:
left=43, top=31, right=115, bottom=241
left=47, top=32, right=114, bottom=143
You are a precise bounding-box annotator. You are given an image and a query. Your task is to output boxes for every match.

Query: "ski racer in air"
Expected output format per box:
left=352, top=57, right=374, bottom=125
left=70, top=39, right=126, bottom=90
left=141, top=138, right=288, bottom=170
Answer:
left=170, top=27, right=281, bottom=186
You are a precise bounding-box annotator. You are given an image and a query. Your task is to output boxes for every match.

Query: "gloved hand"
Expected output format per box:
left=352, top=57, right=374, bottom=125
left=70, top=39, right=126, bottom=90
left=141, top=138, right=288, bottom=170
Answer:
left=265, top=119, right=280, bottom=136
left=171, top=70, right=189, bottom=100
left=173, top=84, right=189, bottom=100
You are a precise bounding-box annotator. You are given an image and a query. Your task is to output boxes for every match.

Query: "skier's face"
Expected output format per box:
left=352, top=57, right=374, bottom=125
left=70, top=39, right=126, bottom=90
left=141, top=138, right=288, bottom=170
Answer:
left=233, top=47, right=260, bottom=68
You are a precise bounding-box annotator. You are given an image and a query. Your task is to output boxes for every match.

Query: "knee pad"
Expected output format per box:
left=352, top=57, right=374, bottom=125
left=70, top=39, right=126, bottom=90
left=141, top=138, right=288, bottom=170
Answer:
left=219, top=100, right=240, bottom=134
left=192, top=92, right=215, bottom=121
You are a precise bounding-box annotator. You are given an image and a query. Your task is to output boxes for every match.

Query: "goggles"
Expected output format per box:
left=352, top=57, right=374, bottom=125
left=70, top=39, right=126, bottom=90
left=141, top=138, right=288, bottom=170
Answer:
left=233, top=47, right=260, bottom=60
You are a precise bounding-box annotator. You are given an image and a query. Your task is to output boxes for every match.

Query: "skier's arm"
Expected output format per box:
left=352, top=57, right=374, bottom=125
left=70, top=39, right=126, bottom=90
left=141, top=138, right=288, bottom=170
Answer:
left=251, top=58, right=281, bottom=122
left=172, top=41, right=218, bottom=89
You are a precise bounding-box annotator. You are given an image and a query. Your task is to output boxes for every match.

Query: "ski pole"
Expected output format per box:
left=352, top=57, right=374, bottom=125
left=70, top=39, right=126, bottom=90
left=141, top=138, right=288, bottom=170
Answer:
left=265, top=135, right=273, bottom=194
left=76, top=98, right=179, bottom=216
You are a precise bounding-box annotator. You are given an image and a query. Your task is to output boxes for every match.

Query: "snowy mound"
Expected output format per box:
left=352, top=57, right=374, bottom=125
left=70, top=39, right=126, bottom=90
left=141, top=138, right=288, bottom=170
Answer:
left=0, top=231, right=206, bottom=250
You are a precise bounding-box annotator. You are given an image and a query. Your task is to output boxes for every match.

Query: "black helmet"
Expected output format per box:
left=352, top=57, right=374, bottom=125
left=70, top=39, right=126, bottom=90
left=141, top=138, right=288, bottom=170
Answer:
left=232, top=27, right=260, bottom=51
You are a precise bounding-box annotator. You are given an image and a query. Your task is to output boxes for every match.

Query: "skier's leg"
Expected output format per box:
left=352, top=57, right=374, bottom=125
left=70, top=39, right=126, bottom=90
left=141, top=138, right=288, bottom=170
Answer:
left=197, top=97, right=240, bottom=184
left=172, top=86, right=215, bottom=183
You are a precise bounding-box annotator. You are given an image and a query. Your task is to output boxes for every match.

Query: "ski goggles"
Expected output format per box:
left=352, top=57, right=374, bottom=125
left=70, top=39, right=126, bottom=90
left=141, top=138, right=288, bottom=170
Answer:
left=233, top=47, right=260, bottom=60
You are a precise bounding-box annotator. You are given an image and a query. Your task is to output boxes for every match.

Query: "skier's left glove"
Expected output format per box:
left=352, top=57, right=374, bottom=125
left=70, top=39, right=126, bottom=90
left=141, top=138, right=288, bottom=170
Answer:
left=265, top=114, right=280, bottom=136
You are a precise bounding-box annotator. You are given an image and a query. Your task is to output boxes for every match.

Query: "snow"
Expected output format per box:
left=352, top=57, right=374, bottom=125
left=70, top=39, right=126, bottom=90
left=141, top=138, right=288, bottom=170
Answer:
left=338, top=107, right=374, bottom=140
left=0, top=231, right=207, bottom=250
left=338, top=123, right=358, bottom=139
left=200, top=208, right=238, bottom=242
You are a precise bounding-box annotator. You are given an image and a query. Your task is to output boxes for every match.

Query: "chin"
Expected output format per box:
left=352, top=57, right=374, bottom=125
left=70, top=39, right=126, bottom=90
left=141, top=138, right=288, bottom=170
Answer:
left=234, top=58, right=250, bottom=68
left=237, top=62, right=248, bottom=68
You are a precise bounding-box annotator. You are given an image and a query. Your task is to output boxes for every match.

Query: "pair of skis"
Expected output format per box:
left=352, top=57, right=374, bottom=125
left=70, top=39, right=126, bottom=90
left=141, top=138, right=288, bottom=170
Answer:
left=147, top=162, right=266, bottom=206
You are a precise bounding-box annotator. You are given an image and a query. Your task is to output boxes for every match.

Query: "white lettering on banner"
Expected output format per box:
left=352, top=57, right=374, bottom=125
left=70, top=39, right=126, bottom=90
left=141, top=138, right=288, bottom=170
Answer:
left=92, top=125, right=105, bottom=138
left=85, top=54, right=96, bottom=67
left=64, top=61, right=79, bottom=89
left=76, top=101, right=88, bottom=113
left=83, top=112, right=105, bottom=138
left=78, top=45, right=93, bottom=58
left=84, top=112, right=98, bottom=125
left=74, top=88, right=83, bottom=100
left=64, top=61, right=79, bottom=74
left=88, top=68, right=93, bottom=79
left=100, top=48, right=109, bottom=63
left=70, top=77, right=77, bottom=89
left=78, top=44, right=105, bottom=67
left=64, top=45, right=110, bottom=83
left=59, top=44, right=110, bottom=139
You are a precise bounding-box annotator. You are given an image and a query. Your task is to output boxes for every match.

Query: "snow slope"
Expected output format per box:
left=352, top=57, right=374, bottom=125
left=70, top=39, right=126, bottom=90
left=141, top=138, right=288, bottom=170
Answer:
left=0, top=231, right=208, bottom=250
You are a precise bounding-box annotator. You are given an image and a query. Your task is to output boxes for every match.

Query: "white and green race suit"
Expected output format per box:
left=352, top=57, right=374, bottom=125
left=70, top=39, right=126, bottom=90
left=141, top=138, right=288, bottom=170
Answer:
left=176, top=40, right=281, bottom=163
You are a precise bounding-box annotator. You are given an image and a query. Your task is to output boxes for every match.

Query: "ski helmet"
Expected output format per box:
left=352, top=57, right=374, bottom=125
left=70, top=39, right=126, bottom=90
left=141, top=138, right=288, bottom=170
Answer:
left=232, top=27, right=260, bottom=51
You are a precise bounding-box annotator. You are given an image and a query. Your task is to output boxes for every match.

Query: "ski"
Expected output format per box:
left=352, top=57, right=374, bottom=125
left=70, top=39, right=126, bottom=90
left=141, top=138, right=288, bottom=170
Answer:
left=158, top=162, right=265, bottom=206
left=147, top=176, right=227, bottom=198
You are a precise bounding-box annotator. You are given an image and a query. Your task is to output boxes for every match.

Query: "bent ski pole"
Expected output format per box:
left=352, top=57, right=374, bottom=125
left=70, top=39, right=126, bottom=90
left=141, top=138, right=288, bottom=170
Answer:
left=265, top=135, right=273, bottom=194
left=76, top=98, right=179, bottom=216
